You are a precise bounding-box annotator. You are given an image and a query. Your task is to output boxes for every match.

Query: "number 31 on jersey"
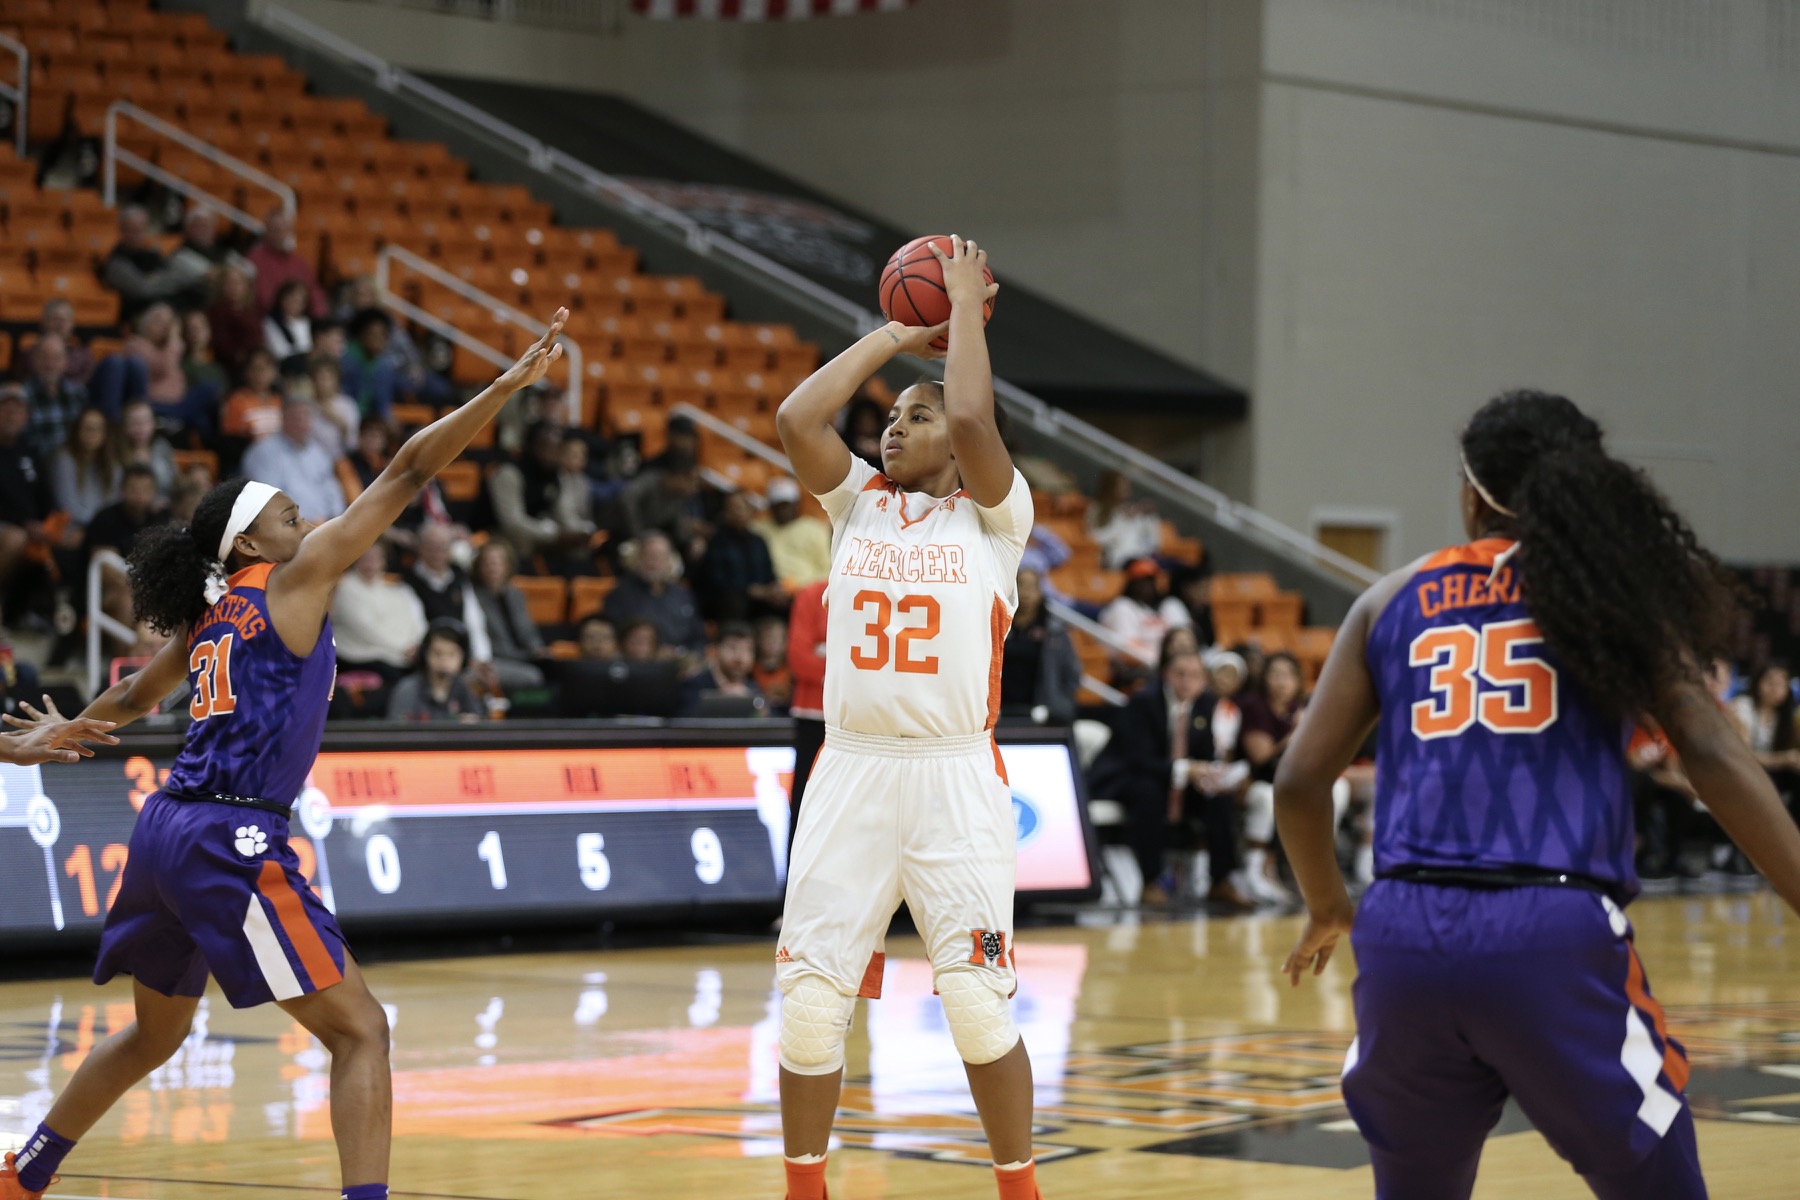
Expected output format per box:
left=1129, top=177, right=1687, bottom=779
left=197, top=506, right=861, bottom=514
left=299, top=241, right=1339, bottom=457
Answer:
left=1409, top=618, right=1558, bottom=739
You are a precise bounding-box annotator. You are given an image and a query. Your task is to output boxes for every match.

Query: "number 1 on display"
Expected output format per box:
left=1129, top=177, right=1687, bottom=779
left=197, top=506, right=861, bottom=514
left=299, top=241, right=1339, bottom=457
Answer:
left=478, top=830, right=508, bottom=890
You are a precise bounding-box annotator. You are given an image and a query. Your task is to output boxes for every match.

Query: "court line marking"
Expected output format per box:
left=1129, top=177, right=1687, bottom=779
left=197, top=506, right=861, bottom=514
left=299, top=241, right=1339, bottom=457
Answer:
left=62, top=1176, right=518, bottom=1200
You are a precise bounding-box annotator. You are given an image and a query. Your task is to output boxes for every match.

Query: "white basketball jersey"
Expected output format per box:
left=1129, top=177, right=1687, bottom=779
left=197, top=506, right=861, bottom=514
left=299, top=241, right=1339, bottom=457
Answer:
left=814, top=456, right=1034, bottom=739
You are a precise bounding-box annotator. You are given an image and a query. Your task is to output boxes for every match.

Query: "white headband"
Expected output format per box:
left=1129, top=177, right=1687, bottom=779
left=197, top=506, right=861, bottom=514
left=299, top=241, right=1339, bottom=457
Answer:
left=1460, top=452, right=1516, bottom=518
left=218, top=481, right=282, bottom=561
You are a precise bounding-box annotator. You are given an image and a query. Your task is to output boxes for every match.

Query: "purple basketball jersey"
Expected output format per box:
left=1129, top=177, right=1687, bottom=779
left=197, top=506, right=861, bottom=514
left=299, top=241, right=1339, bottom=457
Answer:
left=1367, top=538, right=1638, bottom=896
left=162, top=562, right=336, bottom=809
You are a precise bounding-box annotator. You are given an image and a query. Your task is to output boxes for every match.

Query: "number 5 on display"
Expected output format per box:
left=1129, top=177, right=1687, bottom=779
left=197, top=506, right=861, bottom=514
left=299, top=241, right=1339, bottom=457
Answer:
left=577, top=832, right=611, bottom=891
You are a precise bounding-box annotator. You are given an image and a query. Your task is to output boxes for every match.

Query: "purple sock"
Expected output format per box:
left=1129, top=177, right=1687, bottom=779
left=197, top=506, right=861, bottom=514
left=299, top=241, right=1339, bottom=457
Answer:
left=342, top=1186, right=388, bottom=1200
left=13, top=1122, right=76, bottom=1191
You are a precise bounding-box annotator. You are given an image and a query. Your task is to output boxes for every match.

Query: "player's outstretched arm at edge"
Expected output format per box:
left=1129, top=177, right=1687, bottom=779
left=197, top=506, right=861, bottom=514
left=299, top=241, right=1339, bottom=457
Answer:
left=776, top=319, right=947, bottom=496
left=1658, top=674, right=1800, bottom=916
left=930, top=235, right=1010, bottom=508
left=24, top=630, right=193, bottom=732
left=1274, top=578, right=1396, bottom=986
left=280, top=308, right=569, bottom=594
left=0, top=697, right=120, bottom=764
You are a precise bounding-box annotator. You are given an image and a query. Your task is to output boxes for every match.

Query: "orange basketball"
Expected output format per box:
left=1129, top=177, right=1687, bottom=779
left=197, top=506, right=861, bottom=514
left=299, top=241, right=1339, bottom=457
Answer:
left=877, top=235, right=996, bottom=351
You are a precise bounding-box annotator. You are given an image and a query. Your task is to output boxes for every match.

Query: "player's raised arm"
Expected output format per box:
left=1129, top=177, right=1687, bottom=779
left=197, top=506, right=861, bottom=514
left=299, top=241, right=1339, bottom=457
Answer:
left=280, top=308, right=568, bottom=594
left=930, top=235, right=1010, bottom=507
left=776, top=320, right=945, bottom=496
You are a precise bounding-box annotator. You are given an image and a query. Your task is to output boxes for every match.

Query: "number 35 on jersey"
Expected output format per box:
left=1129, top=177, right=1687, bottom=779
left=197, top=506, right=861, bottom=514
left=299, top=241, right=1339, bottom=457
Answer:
left=1409, top=618, right=1559, bottom=739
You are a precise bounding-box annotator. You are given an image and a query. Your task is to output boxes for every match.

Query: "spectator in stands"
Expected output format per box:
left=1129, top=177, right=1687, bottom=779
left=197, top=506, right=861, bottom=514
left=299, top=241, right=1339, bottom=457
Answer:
left=617, top=451, right=706, bottom=556
left=619, top=619, right=663, bottom=664
left=1183, top=648, right=1253, bottom=901
left=334, top=277, right=450, bottom=406
left=751, top=475, right=831, bottom=589
left=180, top=310, right=230, bottom=411
left=263, top=280, right=315, bottom=370
left=407, top=524, right=487, bottom=642
left=339, top=308, right=398, bottom=423
left=577, top=615, right=619, bottom=661
left=1160, top=563, right=1214, bottom=647
left=471, top=541, right=549, bottom=692
left=753, top=616, right=793, bottom=712
left=118, top=400, right=175, bottom=500
left=206, top=263, right=264, bottom=375
left=603, top=531, right=707, bottom=656
left=1000, top=566, right=1080, bottom=726
left=696, top=490, right=782, bottom=622
left=1099, top=558, right=1172, bottom=683
left=221, top=347, right=284, bottom=443
left=681, top=621, right=765, bottom=715
left=85, top=464, right=167, bottom=649
left=309, top=356, right=359, bottom=461
left=101, top=206, right=191, bottom=322
left=0, top=606, right=42, bottom=720
left=50, top=408, right=122, bottom=529
left=1089, top=469, right=1162, bottom=569
left=490, top=423, right=599, bottom=575
left=331, top=545, right=428, bottom=687
left=339, top=415, right=450, bottom=554
left=785, top=578, right=828, bottom=848
left=842, top=393, right=885, bottom=468
left=1238, top=651, right=1307, bottom=903
left=241, top=395, right=348, bottom=522
left=341, top=415, right=390, bottom=496
left=1019, top=523, right=1072, bottom=604
left=29, top=299, right=95, bottom=385
left=167, top=472, right=207, bottom=526
left=387, top=619, right=483, bottom=724
left=644, top=413, right=700, bottom=473
left=247, top=206, right=326, bottom=318
left=123, top=304, right=203, bottom=435
left=165, top=206, right=246, bottom=297
left=0, top=387, right=54, bottom=598
left=21, top=334, right=86, bottom=456
left=1732, top=663, right=1800, bottom=803
left=1088, top=648, right=1252, bottom=910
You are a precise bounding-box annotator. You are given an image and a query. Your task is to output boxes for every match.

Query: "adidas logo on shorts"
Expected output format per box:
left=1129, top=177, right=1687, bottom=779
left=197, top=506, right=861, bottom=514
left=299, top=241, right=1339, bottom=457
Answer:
left=234, top=825, right=268, bottom=857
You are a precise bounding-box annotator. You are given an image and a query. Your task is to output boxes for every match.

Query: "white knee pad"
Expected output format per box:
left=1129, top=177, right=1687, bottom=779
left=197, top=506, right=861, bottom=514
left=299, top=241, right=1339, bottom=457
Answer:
left=936, top=970, right=1019, bottom=1066
left=778, top=975, right=856, bottom=1076
left=1244, top=781, right=1275, bottom=844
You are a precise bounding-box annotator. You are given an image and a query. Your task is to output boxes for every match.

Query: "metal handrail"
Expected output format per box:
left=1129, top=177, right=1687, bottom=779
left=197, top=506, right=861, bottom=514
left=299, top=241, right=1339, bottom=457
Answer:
left=1080, top=675, right=1128, bottom=706
left=0, top=34, right=28, bottom=158
left=255, top=1, right=1379, bottom=592
left=86, top=550, right=139, bottom=701
left=375, top=243, right=581, bottom=423
left=666, top=402, right=793, bottom=472
left=102, top=102, right=296, bottom=228
left=1048, top=598, right=1157, bottom=668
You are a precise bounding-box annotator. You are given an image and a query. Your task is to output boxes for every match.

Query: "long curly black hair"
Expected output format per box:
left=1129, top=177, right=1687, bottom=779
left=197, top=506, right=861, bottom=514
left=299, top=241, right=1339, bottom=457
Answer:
left=1460, top=390, right=1738, bottom=718
left=128, top=478, right=254, bottom=635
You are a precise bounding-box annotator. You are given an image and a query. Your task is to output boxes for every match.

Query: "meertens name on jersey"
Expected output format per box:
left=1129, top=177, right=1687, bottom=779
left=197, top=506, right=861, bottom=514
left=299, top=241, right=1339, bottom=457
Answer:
left=839, top=537, right=970, bottom=585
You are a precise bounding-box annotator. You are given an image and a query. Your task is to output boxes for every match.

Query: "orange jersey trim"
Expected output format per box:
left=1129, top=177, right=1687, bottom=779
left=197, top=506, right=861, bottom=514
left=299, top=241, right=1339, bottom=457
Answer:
left=984, top=595, right=1010, bottom=732
left=256, top=860, right=343, bottom=991
left=857, top=951, right=886, bottom=999
left=1625, top=943, right=1689, bottom=1093
left=228, top=562, right=277, bottom=591
left=1417, top=538, right=1516, bottom=574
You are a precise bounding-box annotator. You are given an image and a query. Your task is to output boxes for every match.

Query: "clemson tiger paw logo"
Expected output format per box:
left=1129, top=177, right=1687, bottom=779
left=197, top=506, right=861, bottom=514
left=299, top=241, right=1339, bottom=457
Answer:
left=234, top=825, right=268, bottom=857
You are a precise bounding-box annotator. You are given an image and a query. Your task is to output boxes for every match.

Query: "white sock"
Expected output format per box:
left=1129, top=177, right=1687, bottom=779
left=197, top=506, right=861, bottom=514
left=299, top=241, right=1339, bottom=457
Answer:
left=1245, top=848, right=1267, bottom=878
left=786, top=1153, right=827, bottom=1165
left=995, top=1159, right=1034, bottom=1172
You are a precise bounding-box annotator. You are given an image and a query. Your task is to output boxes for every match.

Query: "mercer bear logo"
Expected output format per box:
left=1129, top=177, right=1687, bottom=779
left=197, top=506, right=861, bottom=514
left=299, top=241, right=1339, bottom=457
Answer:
left=234, top=825, right=268, bottom=856
left=968, top=929, right=1009, bottom=967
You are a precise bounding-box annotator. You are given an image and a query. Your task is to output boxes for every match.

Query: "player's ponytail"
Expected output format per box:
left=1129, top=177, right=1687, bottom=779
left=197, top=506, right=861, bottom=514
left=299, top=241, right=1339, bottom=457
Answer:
left=129, top=479, right=252, bottom=636
left=1460, top=390, right=1738, bottom=718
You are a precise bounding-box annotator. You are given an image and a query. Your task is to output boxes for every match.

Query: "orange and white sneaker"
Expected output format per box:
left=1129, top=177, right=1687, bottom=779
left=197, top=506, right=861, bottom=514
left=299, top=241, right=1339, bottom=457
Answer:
left=2, top=1150, right=55, bottom=1199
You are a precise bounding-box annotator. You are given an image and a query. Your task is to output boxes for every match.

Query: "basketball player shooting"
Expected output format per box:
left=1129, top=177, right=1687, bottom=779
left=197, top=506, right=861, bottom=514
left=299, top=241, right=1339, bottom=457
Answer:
left=1, top=311, right=567, bottom=1200
left=772, top=235, right=1046, bottom=1200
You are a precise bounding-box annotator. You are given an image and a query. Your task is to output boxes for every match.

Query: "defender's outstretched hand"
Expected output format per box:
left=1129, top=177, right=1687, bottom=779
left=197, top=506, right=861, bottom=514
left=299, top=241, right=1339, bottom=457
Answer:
left=1, top=696, right=120, bottom=765
left=495, top=307, right=570, bottom=393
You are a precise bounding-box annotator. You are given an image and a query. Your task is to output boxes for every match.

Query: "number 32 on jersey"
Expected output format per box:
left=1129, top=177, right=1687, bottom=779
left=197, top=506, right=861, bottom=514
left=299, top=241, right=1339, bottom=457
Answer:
left=1409, top=618, right=1558, bottom=739
left=848, top=589, right=941, bottom=675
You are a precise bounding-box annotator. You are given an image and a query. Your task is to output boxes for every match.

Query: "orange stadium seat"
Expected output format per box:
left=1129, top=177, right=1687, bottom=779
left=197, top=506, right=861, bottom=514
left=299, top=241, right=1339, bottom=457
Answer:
left=568, top=577, right=617, bottom=622
left=512, top=576, right=568, bottom=626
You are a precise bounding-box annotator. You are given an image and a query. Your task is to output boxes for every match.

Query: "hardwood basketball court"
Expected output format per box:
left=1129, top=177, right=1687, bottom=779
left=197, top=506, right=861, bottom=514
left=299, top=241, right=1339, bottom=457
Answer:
left=2, top=893, right=1795, bottom=1199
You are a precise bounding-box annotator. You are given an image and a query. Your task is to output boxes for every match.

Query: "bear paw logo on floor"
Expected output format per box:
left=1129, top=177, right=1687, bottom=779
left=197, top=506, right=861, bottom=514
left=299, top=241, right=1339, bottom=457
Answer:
left=234, top=825, right=268, bottom=856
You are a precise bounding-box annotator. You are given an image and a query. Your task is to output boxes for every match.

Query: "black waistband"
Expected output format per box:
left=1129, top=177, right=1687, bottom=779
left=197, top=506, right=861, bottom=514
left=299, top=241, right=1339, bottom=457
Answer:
left=1381, top=864, right=1622, bottom=903
left=161, top=788, right=294, bottom=819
